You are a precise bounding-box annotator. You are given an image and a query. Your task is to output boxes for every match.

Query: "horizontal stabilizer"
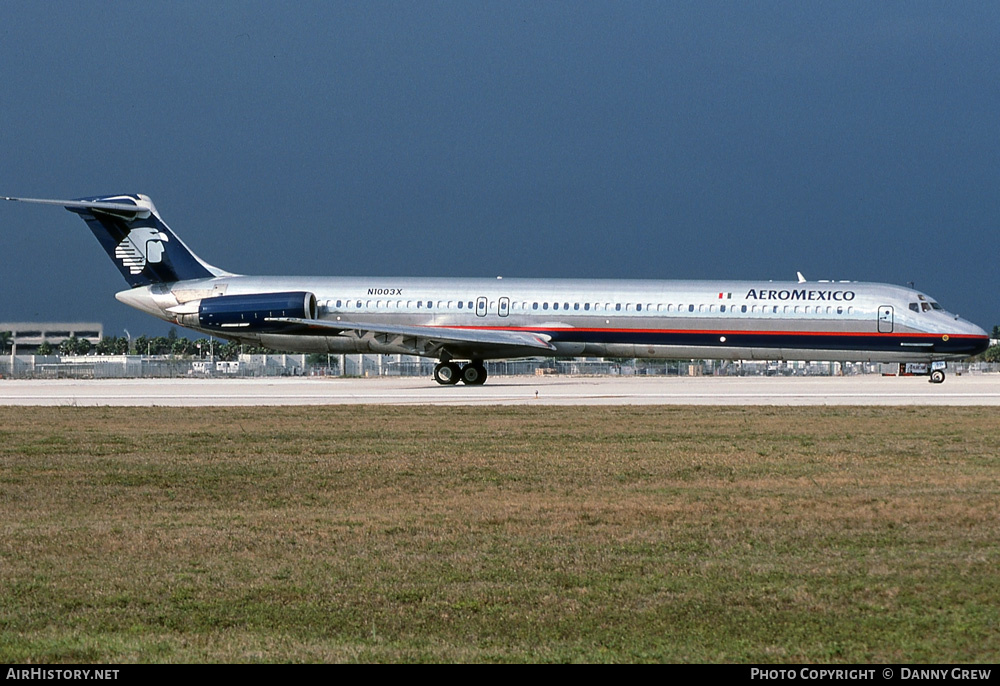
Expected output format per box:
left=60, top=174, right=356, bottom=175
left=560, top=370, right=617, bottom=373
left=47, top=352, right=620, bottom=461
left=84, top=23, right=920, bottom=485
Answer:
left=3, top=196, right=154, bottom=217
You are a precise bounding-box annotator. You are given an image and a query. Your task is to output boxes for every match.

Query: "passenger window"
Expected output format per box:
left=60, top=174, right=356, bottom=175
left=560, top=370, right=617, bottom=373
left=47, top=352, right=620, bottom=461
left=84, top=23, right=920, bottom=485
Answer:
left=741, top=305, right=747, bottom=313
left=616, top=303, right=622, bottom=311
left=689, top=305, right=695, bottom=313
left=543, top=303, right=549, bottom=310
left=584, top=303, right=591, bottom=311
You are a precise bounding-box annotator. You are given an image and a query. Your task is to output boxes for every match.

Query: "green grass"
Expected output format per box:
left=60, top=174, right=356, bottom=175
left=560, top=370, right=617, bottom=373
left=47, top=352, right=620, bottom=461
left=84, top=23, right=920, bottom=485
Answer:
left=1, top=406, right=998, bottom=662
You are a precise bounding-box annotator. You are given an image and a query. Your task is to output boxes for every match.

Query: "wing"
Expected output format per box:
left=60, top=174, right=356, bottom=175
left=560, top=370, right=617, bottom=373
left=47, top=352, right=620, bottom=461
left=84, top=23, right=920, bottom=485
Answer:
left=266, top=317, right=556, bottom=359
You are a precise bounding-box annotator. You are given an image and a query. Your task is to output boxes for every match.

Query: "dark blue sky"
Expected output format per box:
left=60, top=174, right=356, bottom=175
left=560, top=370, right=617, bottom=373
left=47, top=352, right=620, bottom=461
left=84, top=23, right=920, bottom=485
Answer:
left=3, top=2, right=998, bottom=336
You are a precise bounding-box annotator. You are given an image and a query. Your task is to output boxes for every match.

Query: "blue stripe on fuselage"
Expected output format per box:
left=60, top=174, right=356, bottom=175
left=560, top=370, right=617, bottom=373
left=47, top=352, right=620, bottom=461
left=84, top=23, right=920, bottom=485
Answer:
left=461, top=327, right=988, bottom=356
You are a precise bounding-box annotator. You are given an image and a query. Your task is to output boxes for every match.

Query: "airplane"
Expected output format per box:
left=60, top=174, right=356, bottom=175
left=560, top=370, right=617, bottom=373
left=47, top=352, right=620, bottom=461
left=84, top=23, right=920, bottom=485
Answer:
left=4, top=193, right=990, bottom=384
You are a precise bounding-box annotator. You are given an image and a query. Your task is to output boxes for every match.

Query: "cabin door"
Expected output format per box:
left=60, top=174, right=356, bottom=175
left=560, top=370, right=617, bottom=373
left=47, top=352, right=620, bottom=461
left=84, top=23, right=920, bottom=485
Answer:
left=877, top=306, right=894, bottom=333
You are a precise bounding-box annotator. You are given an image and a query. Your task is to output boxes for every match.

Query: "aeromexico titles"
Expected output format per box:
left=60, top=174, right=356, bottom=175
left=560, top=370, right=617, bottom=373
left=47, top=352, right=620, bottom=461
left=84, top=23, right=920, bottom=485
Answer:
left=4, top=194, right=989, bottom=384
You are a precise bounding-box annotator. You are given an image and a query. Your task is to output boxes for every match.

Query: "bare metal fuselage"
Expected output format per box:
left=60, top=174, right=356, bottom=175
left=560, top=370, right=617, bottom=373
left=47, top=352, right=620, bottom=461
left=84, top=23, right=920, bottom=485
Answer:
left=119, top=274, right=989, bottom=363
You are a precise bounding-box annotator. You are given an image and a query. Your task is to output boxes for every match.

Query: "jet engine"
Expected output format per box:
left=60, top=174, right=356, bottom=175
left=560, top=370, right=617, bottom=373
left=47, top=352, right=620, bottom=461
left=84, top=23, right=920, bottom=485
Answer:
left=197, top=291, right=317, bottom=332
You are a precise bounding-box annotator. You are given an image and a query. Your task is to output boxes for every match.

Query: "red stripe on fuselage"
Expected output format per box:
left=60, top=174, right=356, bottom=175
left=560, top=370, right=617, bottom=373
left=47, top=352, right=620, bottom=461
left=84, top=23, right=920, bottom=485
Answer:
left=440, top=325, right=983, bottom=340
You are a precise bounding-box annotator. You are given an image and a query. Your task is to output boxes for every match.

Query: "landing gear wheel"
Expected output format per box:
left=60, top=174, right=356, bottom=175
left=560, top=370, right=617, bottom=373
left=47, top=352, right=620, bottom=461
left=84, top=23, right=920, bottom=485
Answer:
left=434, top=362, right=462, bottom=385
left=461, top=362, right=488, bottom=385
left=929, top=369, right=946, bottom=384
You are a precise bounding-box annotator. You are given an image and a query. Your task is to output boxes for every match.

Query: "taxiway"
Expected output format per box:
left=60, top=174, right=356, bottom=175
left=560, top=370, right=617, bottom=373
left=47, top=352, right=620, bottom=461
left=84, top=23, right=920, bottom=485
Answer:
left=1, top=375, right=998, bottom=406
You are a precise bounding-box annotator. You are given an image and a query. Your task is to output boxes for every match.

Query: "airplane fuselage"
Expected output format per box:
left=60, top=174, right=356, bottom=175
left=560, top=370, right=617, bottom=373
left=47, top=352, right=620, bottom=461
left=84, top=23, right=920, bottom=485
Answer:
left=119, top=274, right=988, bottom=363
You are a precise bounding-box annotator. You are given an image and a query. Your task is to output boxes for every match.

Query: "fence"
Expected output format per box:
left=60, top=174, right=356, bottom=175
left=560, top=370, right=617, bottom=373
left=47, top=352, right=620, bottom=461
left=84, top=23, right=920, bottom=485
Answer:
left=2, top=353, right=998, bottom=380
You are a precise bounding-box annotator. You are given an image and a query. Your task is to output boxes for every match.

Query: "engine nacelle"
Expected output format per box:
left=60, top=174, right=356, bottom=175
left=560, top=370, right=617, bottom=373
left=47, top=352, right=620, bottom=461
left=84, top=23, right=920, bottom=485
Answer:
left=198, top=291, right=317, bottom=332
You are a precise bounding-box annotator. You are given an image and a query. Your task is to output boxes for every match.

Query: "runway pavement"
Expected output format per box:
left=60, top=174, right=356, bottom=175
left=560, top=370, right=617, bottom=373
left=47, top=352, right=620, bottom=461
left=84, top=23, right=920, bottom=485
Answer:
left=1, top=374, right=999, bottom=406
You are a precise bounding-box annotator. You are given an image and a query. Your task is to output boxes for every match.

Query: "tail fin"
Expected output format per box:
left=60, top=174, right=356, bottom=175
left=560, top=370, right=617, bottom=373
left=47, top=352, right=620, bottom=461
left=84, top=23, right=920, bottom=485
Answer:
left=4, top=194, right=231, bottom=286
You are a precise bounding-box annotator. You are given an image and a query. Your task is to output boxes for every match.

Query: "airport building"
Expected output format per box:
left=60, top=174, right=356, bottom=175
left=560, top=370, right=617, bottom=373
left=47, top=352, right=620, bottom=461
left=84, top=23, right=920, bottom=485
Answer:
left=0, top=322, right=103, bottom=354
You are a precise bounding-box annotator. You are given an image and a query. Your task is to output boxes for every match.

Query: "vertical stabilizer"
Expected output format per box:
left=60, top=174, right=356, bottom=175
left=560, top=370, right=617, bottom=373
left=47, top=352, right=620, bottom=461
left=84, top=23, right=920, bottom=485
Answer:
left=4, top=194, right=231, bottom=286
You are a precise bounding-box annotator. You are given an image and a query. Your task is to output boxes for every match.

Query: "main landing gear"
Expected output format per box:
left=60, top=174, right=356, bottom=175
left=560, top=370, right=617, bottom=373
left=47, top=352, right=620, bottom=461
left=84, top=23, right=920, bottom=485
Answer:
left=433, top=361, right=488, bottom=385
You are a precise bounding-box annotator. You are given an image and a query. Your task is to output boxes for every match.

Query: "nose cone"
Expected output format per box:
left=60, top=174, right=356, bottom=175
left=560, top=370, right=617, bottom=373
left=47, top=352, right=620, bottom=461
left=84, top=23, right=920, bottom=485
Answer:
left=115, top=286, right=169, bottom=320
left=957, top=316, right=989, bottom=338
left=957, top=318, right=990, bottom=356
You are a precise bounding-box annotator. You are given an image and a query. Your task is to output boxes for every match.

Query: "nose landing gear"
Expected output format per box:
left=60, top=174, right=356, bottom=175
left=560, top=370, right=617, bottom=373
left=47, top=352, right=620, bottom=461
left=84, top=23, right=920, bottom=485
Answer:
left=433, top=361, right=488, bottom=385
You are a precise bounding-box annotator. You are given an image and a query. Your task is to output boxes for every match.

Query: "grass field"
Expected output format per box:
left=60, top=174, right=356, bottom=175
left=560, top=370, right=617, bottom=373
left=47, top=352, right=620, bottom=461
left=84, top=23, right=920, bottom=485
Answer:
left=1, top=406, right=998, bottom=663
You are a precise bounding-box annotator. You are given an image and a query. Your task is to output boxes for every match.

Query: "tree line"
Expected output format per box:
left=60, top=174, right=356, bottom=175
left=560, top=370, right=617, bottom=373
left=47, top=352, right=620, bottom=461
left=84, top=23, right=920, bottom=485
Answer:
left=27, top=328, right=278, bottom=360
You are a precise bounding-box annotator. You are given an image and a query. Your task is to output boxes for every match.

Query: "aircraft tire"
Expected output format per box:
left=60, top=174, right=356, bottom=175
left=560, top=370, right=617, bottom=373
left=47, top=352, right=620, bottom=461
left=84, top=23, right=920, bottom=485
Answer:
left=434, top=362, right=462, bottom=385
left=929, top=369, right=946, bottom=384
left=461, top=362, right=488, bottom=385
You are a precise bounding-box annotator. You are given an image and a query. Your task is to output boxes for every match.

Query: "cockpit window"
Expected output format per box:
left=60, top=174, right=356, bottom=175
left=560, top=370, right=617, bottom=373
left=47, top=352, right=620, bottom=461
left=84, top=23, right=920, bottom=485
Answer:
left=909, top=303, right=919, bottom=312
left=930, top=302, right=943, bottom=311
left=921, top=303, right=931, bottom=312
